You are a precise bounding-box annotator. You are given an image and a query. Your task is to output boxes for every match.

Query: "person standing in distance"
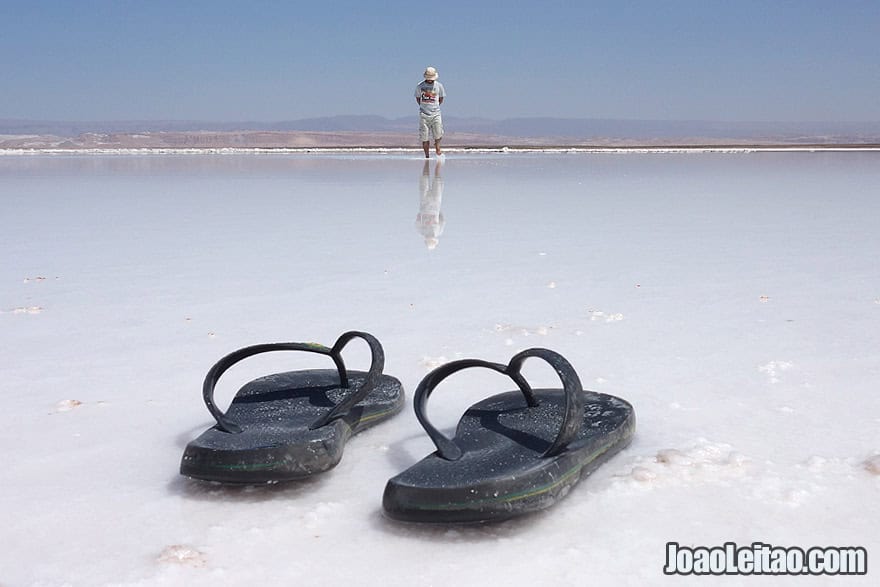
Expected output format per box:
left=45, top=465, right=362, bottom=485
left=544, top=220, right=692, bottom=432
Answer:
left=415, top=66, right=446, bottom=158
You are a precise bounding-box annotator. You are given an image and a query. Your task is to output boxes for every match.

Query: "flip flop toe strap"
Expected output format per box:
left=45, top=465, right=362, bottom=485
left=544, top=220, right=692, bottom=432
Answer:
left=201, top=331, right=385, bottom=433
left=509, top=348, right=585, bottom=458
left=413, top=348, right=584, bottom=461
left=309, top=331, right=385, bottom=429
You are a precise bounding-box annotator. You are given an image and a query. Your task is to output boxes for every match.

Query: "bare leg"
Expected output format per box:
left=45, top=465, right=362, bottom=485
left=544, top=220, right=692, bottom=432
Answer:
left=422, top=141, right=430, bottom=158
left=435, top=138, right=442, bottom=156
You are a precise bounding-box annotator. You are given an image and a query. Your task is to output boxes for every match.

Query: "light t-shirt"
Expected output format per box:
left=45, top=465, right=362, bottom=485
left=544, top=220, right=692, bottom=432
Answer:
left=415, top=81, right=446, bottom=116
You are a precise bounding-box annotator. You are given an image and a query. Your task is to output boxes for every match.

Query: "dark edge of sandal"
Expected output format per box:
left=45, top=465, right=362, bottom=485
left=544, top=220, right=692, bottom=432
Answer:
left=383, top=348, right=635, bottom=523
left=180, top=331, right=404, bottom=484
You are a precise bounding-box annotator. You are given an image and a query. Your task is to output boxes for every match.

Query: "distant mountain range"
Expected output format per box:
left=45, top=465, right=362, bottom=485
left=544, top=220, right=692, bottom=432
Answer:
left=2, top=116, right=879, bottom=149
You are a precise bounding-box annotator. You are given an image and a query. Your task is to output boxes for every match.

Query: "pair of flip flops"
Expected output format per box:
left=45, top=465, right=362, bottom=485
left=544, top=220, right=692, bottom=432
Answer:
left=180, top=331, right=635, bottom=523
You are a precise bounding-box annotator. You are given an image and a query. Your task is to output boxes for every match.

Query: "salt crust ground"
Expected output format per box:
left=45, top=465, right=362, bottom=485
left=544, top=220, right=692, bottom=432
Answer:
left=1, top=152, right=878, bottom=586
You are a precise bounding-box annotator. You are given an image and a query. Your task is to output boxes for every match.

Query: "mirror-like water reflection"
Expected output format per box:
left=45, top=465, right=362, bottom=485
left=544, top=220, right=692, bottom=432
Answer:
left=415, top=159, right=445, bottom=250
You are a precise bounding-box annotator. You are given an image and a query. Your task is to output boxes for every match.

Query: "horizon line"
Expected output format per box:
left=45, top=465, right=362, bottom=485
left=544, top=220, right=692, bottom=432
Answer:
left=3, top=115, right=880, bottom=125
left=3, top=145, right=880, bottom=156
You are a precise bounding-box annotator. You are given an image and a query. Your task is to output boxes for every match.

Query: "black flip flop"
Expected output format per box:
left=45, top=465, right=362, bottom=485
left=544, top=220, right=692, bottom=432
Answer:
left=180, top=331, right=404, bottom=483
left=383, top=348, right=635, bottom=522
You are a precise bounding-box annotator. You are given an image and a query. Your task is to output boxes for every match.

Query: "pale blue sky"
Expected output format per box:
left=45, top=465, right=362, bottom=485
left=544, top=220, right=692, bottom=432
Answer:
left=1, top=0, right=877, bottom=122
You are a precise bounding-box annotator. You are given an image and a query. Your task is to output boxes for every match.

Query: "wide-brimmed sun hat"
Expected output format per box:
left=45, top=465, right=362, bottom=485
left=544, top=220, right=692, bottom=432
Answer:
left=423, top=67, right=438, bottom=81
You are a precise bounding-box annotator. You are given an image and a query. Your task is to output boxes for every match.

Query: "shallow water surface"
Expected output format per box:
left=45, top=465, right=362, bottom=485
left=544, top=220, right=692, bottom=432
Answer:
left=0, top=152, right=878, bottom=586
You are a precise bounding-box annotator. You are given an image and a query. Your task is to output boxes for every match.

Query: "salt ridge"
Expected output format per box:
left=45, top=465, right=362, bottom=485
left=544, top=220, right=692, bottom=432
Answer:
left=1, top=146, right=879, bottom=156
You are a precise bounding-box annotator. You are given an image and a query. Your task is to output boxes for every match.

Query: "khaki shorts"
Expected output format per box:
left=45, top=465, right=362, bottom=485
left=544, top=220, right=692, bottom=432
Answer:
left=419, top=113, right=444, bottom=142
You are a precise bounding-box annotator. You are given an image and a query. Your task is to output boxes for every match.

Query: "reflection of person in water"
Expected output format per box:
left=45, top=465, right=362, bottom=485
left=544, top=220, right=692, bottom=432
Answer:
left=415, top=159, right=445, bottom=250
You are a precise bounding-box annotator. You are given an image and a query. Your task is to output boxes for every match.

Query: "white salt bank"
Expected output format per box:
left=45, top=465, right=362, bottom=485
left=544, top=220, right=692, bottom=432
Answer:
left=0, top=152, right=877, bottom=585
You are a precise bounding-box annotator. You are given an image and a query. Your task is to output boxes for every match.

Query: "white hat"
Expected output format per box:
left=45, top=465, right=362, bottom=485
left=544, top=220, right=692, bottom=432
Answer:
left=423, top=67, right=438, bottom=81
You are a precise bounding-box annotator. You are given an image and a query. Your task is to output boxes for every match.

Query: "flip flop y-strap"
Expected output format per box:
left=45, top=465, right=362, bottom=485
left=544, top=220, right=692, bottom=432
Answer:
left=309, top=331, right=385, bottom=429
left=201, top=330, right=386, bottom=434
left=412, top=348, right=585, bottom=461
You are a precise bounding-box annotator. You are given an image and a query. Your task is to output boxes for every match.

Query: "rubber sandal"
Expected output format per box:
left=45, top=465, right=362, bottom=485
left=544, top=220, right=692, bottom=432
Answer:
left=383, top=348, right=635, bottom=522
left=180, top=331, right=404, bottom=483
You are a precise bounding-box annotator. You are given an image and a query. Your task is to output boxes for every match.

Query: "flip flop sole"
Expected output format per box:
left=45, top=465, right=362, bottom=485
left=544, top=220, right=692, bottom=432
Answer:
left=181, top=369, right=404, bottom=483
left=383, top=390, right=634, bottom=522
